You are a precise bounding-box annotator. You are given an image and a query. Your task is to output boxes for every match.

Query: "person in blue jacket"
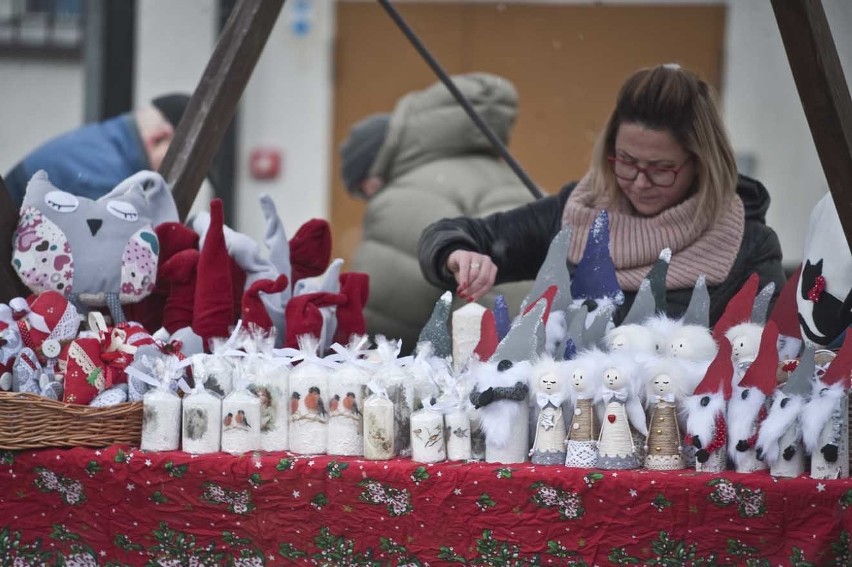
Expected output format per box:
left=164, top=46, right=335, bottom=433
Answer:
left=4, top=93, right=196, bottom=206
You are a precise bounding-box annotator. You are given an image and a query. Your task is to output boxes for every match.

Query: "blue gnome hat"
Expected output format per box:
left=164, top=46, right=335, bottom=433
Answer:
left=683, top=275, right=710, bottom=328
left=490, top=297, right=549, bottom=364
left=570, top=210, right=623, bottom=305
left=563, top=303, right=588, bottom=357
left=520, top=225, right=573, bottom=314
left=563, top=337, right=577, bottom=361
left=493, top=295, right=511, bottom=341
left=417, top=290, right=452, bottom=359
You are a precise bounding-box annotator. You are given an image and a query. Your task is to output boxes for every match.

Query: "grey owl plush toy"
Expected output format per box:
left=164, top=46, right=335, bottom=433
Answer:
left=12, top=170, right=178, bottom=323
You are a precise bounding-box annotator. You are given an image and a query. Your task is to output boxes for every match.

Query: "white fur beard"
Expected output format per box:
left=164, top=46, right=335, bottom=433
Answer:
left=685, top=393, right=726, bottom=443
left=801, top=385, right=846, bottom=453
left=727, top=387, right=767, bottom=468
left=474, top=360, right=531, bottom=389
left=479, top=399, right=521, bottom=448
left=755, top=393, right=804, bottom=465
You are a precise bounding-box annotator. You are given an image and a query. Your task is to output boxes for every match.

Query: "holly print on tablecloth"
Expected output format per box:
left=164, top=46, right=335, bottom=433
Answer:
left=326, top=459, right=349, bottom=479
left=358, top=479, right=413, bottom=516
left=410, top=465, right=430, bottom=485
left=530, top=481, right=584, bottom=520
left=476, top=492, right=496, bottom=511
left=0, top=524, right=98, bottom=566
left=33, top=467, right=86, bottom=505
left=706, top=478, right=766, bottom=518
left=201, top=481, right=254, bottom=515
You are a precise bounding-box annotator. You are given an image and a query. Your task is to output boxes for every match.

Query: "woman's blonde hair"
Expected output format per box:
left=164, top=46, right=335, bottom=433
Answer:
left=587, top=65, right=737, bottom=221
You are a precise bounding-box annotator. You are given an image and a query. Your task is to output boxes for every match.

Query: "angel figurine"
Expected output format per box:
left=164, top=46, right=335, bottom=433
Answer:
left=529, top=356, right=570, bottom=465
left=642, top=358, right=697, bottom=470
left=595, top=352, right=648, bottom=469
left=564, top=348, right=606, bottom=468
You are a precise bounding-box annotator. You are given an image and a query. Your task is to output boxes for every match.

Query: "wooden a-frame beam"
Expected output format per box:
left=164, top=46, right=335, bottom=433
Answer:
left=772, top=0, right=852, bottom=251
left=160, top=0, right=286, bottom=221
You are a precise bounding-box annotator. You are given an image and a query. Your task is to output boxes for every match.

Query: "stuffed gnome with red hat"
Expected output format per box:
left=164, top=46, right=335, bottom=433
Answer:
left=727, top=321, right=779, bottom=473
left=685, top=338, right=735, bottom=473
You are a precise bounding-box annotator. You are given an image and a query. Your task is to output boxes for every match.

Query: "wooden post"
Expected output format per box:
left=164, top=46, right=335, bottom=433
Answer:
left=771, top=0, right=852, bottom=250
left=0, top=175, right=28, bottom=303
left=159, top=0, right=286, bottom=221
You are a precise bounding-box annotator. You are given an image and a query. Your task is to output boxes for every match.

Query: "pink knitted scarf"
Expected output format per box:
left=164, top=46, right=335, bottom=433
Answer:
left=561, top=180, right=744, bottom=291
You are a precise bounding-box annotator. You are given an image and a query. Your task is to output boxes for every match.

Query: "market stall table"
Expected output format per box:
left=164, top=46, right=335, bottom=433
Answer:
left=0, top=446, right=850, bottom=565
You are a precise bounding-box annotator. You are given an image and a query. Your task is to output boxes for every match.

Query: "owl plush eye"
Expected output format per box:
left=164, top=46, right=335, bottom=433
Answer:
left=44, top=191, right=79, bottom=213
left=106, top=200, right=139, bottom=222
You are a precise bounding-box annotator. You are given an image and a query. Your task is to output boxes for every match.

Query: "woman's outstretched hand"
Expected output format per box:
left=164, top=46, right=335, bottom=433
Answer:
left=447, top=250, right=497, bottom=303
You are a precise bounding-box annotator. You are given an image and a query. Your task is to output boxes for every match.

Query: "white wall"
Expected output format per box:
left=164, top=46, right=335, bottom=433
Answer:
left=0, top=60, right=83, bottom=172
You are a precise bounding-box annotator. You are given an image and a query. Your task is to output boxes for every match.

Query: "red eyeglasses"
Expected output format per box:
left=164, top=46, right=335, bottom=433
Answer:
left=607, top=156, right=692, bottom=188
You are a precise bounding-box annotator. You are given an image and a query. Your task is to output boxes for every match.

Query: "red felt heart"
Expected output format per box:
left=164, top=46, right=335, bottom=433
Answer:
left=607, top=414, right=616, bottom=424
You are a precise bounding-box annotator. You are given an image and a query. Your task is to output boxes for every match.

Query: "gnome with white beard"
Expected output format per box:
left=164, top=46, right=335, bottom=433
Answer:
left=755, top=345, right=815, bottom=478
left=803, top=332, right=852, bottom=479
left=727, top=321, right=779, bottom=473
left=469, top=297, right=549, bottom=464
left=685, top=338, right=734, bottom=473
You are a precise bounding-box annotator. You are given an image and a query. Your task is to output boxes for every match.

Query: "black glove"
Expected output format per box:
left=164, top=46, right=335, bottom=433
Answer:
left=475, top=387, right=494, bottom=409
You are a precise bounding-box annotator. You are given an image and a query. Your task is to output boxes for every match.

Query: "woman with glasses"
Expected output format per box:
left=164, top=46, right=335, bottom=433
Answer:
left=417, top=64, right=785, bottom=325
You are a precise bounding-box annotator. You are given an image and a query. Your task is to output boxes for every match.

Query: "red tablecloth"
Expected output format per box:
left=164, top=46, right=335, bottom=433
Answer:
left=0, top=446, right=850, bottom=565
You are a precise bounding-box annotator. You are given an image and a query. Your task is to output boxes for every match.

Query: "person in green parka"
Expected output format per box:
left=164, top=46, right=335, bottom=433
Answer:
left=340, top=73, right=534, bottom=354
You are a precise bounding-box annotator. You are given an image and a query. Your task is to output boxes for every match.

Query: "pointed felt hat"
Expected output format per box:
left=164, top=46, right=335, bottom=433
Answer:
left=693, top=337, right=734, bottom=400
left=521, top=225, right=573, bottom=314
left=712, top=272, right=759, bottom=343
left=490, top=297, right=548, bottom=363
left=781, top=344, right=815, bottom=397
left=418, top=291, right=453, bottom=359
left=570, top=210, right=623, bottom=303
left=159, top=248, right=199, bottom=334
left=751, top=282, right=776, bottom=325
left=738, top=321, right=780, bottom=395
left=683, top=275, right=710, bottom=328
left=289, top=219, right=332, bottom=286
left=473, top=308, right=500, bottom=362
left=769, top=266, right=802, bottom=339
left=242, top=274, right=290, bottom=333
left=192, top=199, right=234, bottom=349
left=621, top=279, right=655, bottom=326
left=493, top=294, right=511, bottom=342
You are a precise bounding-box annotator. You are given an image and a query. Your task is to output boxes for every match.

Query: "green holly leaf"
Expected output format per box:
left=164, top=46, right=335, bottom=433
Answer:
left=84, top=460, right=102, bottom=477
left=114, top=534, right=143, bottom=552
left=223, top=531, right=252, bottom=547
left=86, top=368, right=102, bottom=387
left=49, top=524, right=79, bottom=541
left=583, top=472, right=605, bottom=487
left=150, top=491, right=168, bottom=504
left=437, top=545, right=467, bottom=563
left=476, top=493, right=496, bottom=511
left=496, top=467, right=514, bottom=479
left=0, top=451, right=14, bottom=466
left=276, top=458, right=295, bottom=471
left=651, top=493, right=672, bottom=512
left=326, top=460, right=349, bottom=479
left=410, top=466, right=430, bottom=484
left=113, top=448, right=128, bottom=463
left=311, top=492, right=329, bottom=510
left=164, top=460, right=188, bottom=478
left=840, top=490, right=852, bottom=509
left=248, top=473, right=266, bottom=488
left=279, top=542, right=308, bottom=559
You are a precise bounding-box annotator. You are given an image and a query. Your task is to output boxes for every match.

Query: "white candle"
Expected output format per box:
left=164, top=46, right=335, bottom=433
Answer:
left=452, top=303, right=486, bottom=372
left=181, top=389, right=222, bottom=455
left=141, top=389, right=181, bottom=452
left=445, top=409, right=472, bottom=461
left=288, top=362, right=330, bottom=455
left=221, top=389, right=262, bottom=455
left=363, top=395, right=395, bottom=460
left=327, top=364, right=369, bottom=456
left=410, top=409, right=446, bottom=463
left=246, top=359, right=290, bottom=452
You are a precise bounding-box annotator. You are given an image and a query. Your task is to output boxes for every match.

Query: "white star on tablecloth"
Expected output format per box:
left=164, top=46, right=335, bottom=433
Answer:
left=816, top=482, right=826, bottom=493
left=629, top=489, right=638, bottom=497
left=292, top=490, right=300, bottom=498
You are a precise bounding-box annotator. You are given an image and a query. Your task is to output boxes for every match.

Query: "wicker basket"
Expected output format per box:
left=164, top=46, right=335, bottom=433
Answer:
left=0, top=392, right=142, bottom=450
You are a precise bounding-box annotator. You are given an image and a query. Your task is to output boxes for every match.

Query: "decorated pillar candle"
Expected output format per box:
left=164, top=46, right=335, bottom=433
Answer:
left=141, top=388, right=182, bottom=452
left=327, top=363, right=369, bottom=457
left=246, top=356, right=290, bottom=452
left=363, top=390, right=395, bottom=460
left=181, top=388, right=222, bottom=455
left=444, top=408, right=471, bottom=461
left=468, top=407, right=486, bottom=461
left=370, top=338, right=413, bottom=457
left=221, top=386, right=262, bottom=455
left=410, top=408, right=446, bottom=463
left=288, top=360, right=331, bottom=455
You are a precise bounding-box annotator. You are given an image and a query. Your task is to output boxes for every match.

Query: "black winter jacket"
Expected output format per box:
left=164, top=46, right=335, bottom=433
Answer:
left=418, top=175, right=786, bottom=325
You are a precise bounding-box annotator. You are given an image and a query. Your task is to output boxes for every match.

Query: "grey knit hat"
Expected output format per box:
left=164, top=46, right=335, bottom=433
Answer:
left=340, top=113, right=390, bottom=196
